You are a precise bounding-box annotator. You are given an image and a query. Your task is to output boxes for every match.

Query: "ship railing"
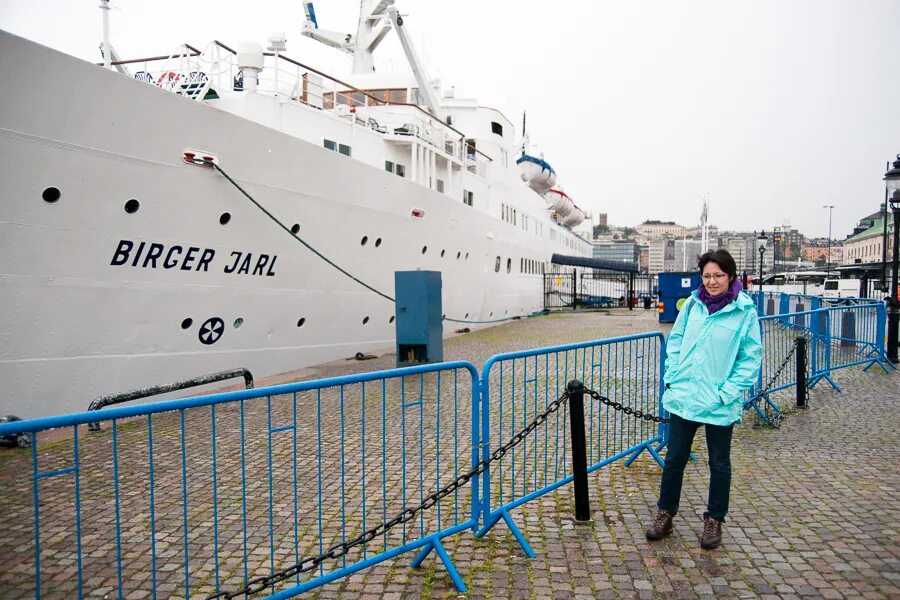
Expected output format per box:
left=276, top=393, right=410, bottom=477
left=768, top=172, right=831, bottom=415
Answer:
left=102, top=42, right=493, bottom=168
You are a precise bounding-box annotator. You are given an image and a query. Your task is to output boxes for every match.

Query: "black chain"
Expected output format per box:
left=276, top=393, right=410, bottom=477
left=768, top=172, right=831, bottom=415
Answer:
left=752, top=336, right=805, bottom=428
left=585, top=389, right=669, bottom=423
left=207, top=390, right=574, bottom=599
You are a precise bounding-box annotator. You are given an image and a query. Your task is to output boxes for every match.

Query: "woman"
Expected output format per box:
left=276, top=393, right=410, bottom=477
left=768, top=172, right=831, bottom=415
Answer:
left=646, top=249, right=762, bottom=549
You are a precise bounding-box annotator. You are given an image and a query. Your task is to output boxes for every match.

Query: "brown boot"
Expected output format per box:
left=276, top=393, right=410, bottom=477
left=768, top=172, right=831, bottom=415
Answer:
left=700, top=517, right=722, bottom=549
left=646, top=509, right=673, bottom=540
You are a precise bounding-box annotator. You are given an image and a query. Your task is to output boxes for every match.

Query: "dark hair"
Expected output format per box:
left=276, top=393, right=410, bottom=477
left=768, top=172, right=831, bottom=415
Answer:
left=698, top=250, right=737, bottom=281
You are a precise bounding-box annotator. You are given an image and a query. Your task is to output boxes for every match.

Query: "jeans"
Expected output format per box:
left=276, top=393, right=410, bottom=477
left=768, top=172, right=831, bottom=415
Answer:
left=657, top=412, right=734, bottom=522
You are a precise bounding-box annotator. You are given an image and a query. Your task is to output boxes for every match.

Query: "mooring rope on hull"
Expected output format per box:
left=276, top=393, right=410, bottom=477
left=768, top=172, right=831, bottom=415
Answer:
left=200, top=157, right=529, bottom=325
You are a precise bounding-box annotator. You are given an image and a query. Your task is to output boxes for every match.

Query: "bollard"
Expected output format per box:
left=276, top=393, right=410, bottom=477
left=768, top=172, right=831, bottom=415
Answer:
left=566, top=379, right=591, bottom=522
left=766, top=297, right=776, bottom=316
left=796, top=337, right=808, bottom=409
left=793, top=302, right=806, bottom=328
left=840, top=311, right=856, bottom=347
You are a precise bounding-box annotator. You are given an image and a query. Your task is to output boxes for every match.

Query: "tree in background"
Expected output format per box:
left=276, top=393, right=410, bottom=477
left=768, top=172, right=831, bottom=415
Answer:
left=593, top=223, right=610, bottom=237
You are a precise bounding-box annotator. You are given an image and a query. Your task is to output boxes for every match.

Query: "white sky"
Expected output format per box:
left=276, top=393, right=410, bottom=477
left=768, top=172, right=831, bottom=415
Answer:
left=2, top=0, right=899, bottom=240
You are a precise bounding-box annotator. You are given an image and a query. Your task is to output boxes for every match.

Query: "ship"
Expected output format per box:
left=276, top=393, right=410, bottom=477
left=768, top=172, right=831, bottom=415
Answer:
left=0, top=1, right=593, bottom=418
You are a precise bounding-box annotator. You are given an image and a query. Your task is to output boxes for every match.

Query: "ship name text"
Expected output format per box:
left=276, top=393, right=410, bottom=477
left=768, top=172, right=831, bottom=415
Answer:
left=110, top=239, right=277, bottom=277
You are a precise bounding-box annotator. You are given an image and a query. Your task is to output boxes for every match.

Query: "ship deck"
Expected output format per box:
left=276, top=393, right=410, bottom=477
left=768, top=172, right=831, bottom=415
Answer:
left=1, top=309, right=898, bottom=599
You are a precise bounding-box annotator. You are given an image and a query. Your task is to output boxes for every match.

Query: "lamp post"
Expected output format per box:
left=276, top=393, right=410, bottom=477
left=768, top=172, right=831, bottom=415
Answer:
left=823, top=205, right=834, bottom=277
left=884, top=155, right=900, bottom=363
left=756, top=231, right=768, bottom=301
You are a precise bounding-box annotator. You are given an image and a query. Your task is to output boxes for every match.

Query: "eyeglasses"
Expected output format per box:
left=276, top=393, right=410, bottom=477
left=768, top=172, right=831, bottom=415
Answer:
left=702, top=273, right=728, bottom=282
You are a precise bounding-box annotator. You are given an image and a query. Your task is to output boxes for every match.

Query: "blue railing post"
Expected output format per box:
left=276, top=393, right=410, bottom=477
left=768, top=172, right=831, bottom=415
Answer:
left=877, top=301, right=887, bottom=359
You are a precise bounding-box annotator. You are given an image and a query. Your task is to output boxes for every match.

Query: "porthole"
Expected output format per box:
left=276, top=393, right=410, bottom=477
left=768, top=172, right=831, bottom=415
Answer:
left=233, top=317, right=243, bottom=329
left=361, top=236, right=368, bottom=246
left=362, top=316, right=370, bottom=325
left=506, top=258, right=512, bottom=273
left=297, top=317, right=306, bottom=327
left=421, top=246, right=427, bottom=254
left=490, top=312, right=494, bottom=317
left=219, top=212, right=231, bottom=225
left=456, top=251, right=461, bottom=259
left=42, top=187, right=61, bottom=203
left=465, top=313, right=469, bottom=319
left=389, top=315, right=395, bottom=324
left=495, top=256, right=501, bottom=273
left=124, top=199, right=140, bottom=214
left=375, top=238, right=382, bottom=247
left=441, top=249, right=446, bottom=258
left=465, top=252, right=469, bottom=260
left=291, top=223, right=300, bottom=235
left=181, top=318, right=193, bottom=329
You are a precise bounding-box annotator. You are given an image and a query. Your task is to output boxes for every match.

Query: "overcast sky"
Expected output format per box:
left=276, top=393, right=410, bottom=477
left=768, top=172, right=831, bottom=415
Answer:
left=2, top=0, right=898, bottom=240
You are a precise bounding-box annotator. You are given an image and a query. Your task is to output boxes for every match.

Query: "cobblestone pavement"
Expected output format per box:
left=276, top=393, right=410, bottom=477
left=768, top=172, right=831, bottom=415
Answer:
left=1, top=309, right=898, bottom=599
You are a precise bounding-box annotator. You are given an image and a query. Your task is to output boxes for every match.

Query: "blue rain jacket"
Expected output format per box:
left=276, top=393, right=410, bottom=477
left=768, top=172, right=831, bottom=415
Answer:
left=662, top=289, right=762, bottom=426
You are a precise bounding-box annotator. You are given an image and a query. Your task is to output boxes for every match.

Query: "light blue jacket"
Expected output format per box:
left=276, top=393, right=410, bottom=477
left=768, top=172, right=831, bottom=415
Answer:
left=662, top=289, right=762, bottom=426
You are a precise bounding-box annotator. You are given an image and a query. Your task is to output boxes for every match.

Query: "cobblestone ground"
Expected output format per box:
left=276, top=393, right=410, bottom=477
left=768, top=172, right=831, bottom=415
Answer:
left=1, top=309, right=898, bottom=599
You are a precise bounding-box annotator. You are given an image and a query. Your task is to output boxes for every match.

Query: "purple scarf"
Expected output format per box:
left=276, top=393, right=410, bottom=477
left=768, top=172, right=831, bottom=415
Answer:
left=698, top=278, right=742, bottom=315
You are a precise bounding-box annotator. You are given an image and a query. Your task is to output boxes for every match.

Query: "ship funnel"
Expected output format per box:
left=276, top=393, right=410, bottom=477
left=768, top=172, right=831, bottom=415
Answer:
left=236, top=42, right=264, bottom=92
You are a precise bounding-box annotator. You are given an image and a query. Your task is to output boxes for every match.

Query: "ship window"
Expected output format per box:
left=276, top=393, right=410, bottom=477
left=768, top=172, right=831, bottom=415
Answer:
left=181, top=318, right=193, bottom=329
left=410, top=88, right=420, bottom=105
left=336, top=92, right=350, bottom=105
left=42, top=187, right=61, bottom=203
left=351, top=91, right=365, bottom=107
left=456, top=251, right=461, bottom=259
left=389, top=315, right=395, bottom=323
left=396, top=164, right=406, bottom=178
left=324, top=139, right=336, bottom=151
left=506, top=258, right=512, bottom=273
left=422, top=246, right=427, bottom=254
left=491, top=121, right=503, bottom=136
left=436, top=179, right=445, bottom=193
left=124, top=199, right=140, bottom=214
left=441, top=249, right=446, bottom=257
left=368, top=90, right=388, bottom=106
left=291, top=223, right=300, bottom=234
left=338, top=143, right=351, bottom=156
left=465, top=139, right=476, bottom=159
left=495, top=256, right=501, bottom=272
left=463, top=190, right=474, bottom=206
left=385, top=160, right=394, bottom=173
left=389, top=89, right=406, bottom=103
left=361, top=236, right=368, bottom=246
left=297, top=317, right=306, bottom=327
left=375, top=237, right=382, bottom=247
left=362, top=316, right=370, bottom=324
left=219, top=212, right=231, bottom=225
left=233, top=317, right=243, bottom=329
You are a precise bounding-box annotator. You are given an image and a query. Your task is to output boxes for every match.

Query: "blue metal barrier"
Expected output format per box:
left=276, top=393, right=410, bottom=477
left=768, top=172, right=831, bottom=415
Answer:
left=0, top=361, right=480, bottom=599
left=474, top=332, right=666, bottom=556
left=0, top=301, right=892, bottom=599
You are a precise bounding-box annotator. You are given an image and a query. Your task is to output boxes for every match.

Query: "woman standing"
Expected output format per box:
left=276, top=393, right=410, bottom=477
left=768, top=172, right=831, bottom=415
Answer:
left=646, top=249, right=762, bottom=549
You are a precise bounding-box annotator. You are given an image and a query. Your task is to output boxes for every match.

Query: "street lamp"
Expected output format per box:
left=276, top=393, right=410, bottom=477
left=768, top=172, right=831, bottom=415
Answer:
left=756, top=231, right=768, bottom=301
left=884, top=155, right=900, bottom=364
left=823, top=205, right=834, bottom=277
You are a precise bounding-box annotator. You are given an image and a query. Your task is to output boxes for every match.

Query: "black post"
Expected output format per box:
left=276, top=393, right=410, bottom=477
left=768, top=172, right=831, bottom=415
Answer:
left=572, top=269, right=578, bottom=310
left=566, top=379, right=591, bottom=522
left=860, top=273, right=868, bottom=299
left=796, top=337, right=808, bottom=408
left=889, top=201, right=900, bottom=363
left=628, top=272, right=635, bottom=311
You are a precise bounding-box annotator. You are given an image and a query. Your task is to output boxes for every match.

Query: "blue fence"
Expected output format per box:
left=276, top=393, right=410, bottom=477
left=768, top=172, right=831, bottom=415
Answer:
left=474, top=333, right=666, bottom=555
left=0, top=362, right=480, bottom=599
left=0, top=301, right=891, bottom=599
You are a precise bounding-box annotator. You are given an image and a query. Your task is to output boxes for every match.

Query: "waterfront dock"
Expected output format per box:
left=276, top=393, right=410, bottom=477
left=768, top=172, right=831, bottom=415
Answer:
left=1, top=309, right=897, bottom=599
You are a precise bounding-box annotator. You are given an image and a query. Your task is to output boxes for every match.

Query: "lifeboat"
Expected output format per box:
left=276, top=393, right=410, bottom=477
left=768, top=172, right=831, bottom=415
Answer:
left=516, top=153, right=557, bottom=194
left=561, top=207, right=585, bottom=227
left=544, top=188, right=574, bottom=217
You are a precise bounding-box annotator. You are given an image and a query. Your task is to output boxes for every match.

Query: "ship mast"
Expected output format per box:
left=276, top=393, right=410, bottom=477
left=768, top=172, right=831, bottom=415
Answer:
left=301, top=1, right=450, bottom=122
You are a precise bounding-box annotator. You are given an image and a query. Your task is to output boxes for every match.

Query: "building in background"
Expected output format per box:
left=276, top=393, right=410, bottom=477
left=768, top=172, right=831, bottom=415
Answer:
left=636, top=220, right=685, bottom=240
left=648, top=239, right=675, bottom=273
left=593, top=240, right=640, bottom=265
left=802, top=240, right=843, bottom=266
left=842, top=211, right=894, bottom=265
left=596, top=213, right=608, bottom=227
left=719, top=234, right=757, bottom=274
left=674, top=239, right=718, bottom=271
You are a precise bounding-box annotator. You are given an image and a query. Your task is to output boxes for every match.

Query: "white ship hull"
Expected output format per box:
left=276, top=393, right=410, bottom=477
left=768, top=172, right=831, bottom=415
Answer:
left=0, top=31, right=592, bottom=418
